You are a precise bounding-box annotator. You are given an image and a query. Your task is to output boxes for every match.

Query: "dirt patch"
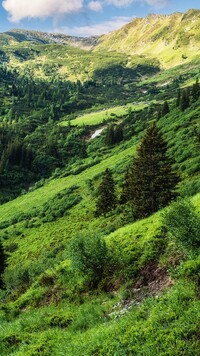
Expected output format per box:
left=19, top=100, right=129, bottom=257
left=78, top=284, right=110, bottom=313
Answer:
left=108, top=263, right=174, bottom=320
left=133, top=262, right=174, bottom=298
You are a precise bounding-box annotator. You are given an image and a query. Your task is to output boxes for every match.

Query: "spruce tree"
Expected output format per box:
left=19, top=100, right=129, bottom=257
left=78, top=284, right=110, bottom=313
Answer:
left=96, top=168, right=116, bottom=216
left=129, top=122, right=179, bottom=219
left=105, top=125, right=115, bottom=146
left=191, top=78, right=200, bottom=102
left=161, top=101, right=169, bottom=116
left=180, top=88, right=190, bottom=111
left=157, top=110, right=161, bottom=120
left=120, top=165, right=135, bottom=204
left=114, top=125, right=123, bottom=144
left=176, top=89, right=181, bottom=107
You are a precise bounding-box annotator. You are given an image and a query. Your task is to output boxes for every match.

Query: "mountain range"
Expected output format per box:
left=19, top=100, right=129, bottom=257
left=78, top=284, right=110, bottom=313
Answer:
left=1, top=8, right=200, bottom=68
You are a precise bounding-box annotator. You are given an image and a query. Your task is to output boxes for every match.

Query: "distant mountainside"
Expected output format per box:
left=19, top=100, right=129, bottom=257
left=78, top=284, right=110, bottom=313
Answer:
left=95, top=9, right=200, bottom=68
left=0, top=29, right=99, bottom=50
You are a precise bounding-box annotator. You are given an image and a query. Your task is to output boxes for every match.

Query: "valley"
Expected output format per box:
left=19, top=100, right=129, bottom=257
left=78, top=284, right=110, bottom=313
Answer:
left=0, top=9, right=200, bottom=355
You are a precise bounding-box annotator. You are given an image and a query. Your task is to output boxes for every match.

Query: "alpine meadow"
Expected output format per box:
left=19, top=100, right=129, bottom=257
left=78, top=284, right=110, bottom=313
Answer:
left=0, top=8, right=200, bottom=356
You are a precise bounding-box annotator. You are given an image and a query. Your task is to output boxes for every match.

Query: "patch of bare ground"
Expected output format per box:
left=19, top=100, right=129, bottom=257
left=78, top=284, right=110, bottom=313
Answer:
left=109, top=262, right=174, bottom=319
left=133, top=262, right=174, bottom=299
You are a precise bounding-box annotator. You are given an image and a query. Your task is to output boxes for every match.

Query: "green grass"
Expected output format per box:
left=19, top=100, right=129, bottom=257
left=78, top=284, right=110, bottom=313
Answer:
left=0, top=143, right=135, bottom=224
left=0, top=193, right=200, bottom=355
left=61, top=102, right=147, bottom=127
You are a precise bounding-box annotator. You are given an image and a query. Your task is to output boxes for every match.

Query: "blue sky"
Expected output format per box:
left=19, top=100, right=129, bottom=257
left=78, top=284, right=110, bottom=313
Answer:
left=0, top=0, right=200, bottom=37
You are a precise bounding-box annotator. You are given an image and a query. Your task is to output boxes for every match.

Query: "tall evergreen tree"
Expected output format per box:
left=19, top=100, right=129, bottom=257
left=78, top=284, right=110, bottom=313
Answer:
left=128, top=122, right=179, bottom=219
left=96, top=168, right=116, bottom=216
left=157, top=110, right=161, bottom=120
left=191, top=78, right=200, bottom=102
left=176, top=89, right=181, bottom=107
left=161, top=101, right=169, bottom=116
left=114, top=125, right=123, bottom=144
left=105, top=125, right=115, bottom=146
left=180, top=88, right=190, bottom=111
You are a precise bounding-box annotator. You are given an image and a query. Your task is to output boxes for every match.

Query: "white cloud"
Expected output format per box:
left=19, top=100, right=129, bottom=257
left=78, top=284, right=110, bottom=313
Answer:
left=142, top=0, right=168, bottom=8
left=106, top=0, right=167, bottom=8
left=2, top=0, right=84, bottom=22
left=55, top=16, right=131, bottom=36
left=107, top=0, right=133, bottom=7
left=88, top=1, right=103, bottom=11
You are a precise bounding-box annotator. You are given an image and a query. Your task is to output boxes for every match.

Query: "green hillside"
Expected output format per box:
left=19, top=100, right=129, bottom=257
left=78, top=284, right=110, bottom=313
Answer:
left=95, top=9, right=200, bottom=68
left=0, top=83, right=200, bottom=355
left=0, top=9, right=200, bottom=356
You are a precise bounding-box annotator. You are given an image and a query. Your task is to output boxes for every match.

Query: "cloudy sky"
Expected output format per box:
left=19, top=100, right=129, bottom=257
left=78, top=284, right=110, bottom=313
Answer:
left=0, top=0, right=200, bottom=37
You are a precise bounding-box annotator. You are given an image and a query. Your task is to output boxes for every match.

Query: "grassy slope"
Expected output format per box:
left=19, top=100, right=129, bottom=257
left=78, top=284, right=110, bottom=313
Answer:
left=0, top=143, right=136, bottom=224
left=95, top=9, right=200, bottom=68
left=61, top=102, right=147, bottom=126
left=0, top=96, right=200, bottom=354
left=1, top=192, right=199, bottom=355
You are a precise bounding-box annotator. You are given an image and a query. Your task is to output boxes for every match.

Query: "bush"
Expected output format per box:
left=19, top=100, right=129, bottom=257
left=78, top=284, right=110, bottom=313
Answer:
left=48, top=313, right=73, bottom=328
left=163, top=199, right=200, bottom=253
left=179, top=258, right=200, bottom=283
left=69, top=233, right=108, bottom=288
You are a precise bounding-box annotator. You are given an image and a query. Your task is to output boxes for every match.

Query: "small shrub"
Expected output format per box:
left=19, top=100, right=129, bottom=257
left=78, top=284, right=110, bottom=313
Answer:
left=39, top=273, right=55, bottom=287
left=163, top=199, right=200, bottom=253
left=69, top=233, right=108, bottom=288
left=180, top=258, right=200, bottom=283
left=48, top=313, right=73, bottom=328
left=2, top=334, right=22, bottom=350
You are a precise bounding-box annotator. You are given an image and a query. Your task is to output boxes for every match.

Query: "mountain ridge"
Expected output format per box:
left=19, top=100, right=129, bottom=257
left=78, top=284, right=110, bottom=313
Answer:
left=94, top=8, right=200, bottom=67
left=0, top=28, right=99, bottom=50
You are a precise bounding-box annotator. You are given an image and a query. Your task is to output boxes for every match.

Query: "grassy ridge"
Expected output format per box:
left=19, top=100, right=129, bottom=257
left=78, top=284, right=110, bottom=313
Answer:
left=96, top=10, right=200, bottom=68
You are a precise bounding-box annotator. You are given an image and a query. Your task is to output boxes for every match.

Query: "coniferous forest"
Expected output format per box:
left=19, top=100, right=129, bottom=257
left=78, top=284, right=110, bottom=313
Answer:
left=0, top=10, right=200, bottom=355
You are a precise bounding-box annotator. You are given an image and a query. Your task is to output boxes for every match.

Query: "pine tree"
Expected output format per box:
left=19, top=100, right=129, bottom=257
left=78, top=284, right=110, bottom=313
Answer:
left=157, top=110, right=161, bottom=120
left=176, top=89, right=181, bottom=107
left=96, top=168, right=116, bottom=216
left=128, top=122, right=179, bottom=219
left=105, top=125, right=115, bottom=146
left=180, top=88, right=190, bottom=111
left=105, top=125, right=123, bottom=145
left=114, top=125, right=123, bottom=144
left=191, top=78, right=200, bottom=102
left=161, top=101, right=169, bottom=116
